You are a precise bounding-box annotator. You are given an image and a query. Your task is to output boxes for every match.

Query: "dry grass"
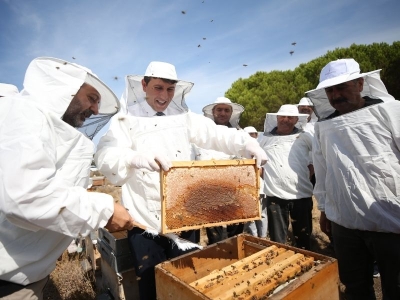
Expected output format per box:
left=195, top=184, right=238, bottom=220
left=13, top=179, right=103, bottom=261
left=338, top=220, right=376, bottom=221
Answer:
left=44, top=252, right=96, bottom=300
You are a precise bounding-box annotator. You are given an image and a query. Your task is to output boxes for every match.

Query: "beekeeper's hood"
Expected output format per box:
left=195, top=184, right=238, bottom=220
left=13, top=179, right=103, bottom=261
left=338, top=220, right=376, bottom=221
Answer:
left=243, top=126, right=257, bottom=134
left=296, top=97, right=318, bottom=122
left=202, top=97, right=244, bottom=128
left=20, top=57, right=119, bottom=139
left=120, top=61, right=194, bottom=116
left=305, top=58, right=394, bottom=120
left=264, top=104, right=309, bottom=133
left=0, top=83, right=19, bottom=97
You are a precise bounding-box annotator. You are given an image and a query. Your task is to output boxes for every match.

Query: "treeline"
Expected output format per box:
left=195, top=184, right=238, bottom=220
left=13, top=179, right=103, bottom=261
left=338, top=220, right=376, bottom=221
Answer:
left=226, top=41, right=400, bottom=130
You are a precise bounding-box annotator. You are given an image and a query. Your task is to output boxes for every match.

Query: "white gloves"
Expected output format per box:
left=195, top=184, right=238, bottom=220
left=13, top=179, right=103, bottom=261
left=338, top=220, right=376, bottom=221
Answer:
left=244, top=140, right=268, bottom=167
left=129, top=151, right=172, bottom=172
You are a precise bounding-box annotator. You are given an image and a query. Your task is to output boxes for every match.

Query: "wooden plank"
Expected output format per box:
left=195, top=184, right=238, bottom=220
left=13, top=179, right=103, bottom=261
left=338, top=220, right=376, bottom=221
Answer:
left=215, top=253, right=308, bottom=300
left=269, top=259, right=339, bottom=300
left=158, top=239, right=240, bottom=284
left=168, top=159, right=257, bottom=167
left=155, top=267, right=208, bottom=300
left=203, top=249, right=298, bottom=298
left=189, top=246, right=278, bottom=289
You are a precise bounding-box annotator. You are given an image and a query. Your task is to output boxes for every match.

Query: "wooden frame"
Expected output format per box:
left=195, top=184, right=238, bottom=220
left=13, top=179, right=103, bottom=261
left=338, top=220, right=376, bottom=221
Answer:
left=160, top=159, right=260, bottom=234
left=155, top=234, right=339, bottom=299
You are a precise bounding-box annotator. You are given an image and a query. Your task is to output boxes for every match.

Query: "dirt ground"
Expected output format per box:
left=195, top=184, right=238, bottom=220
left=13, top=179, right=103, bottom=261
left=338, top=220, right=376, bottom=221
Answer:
left=44, top=181, right=382, bottom=299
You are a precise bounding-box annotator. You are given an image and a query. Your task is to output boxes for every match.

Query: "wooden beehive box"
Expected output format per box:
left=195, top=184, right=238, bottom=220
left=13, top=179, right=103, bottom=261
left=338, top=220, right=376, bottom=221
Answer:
left=155, top=234, right=339, bottom=300
left=160, top=159, right=260, bottom=234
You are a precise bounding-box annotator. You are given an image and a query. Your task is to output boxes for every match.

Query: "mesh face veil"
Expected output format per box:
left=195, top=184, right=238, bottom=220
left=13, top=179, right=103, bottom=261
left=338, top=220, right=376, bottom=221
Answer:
left=78, top=72, right=120, bottom=139
left=21, top=57, right=119, bottom=140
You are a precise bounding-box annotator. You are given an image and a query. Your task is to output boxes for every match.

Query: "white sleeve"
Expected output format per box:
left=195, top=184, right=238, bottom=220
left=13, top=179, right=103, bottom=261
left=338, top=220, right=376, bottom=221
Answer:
left=312, top=124, right=327, bottom=211
left=95, top=114, right=137, bottom=186
left=0, top=109, right=114, bottom=237
left=300, top=131, right=314, bottom=165
left=187, top=113, right=254, bottom=156
left=377, top=101, right=400, bottom=151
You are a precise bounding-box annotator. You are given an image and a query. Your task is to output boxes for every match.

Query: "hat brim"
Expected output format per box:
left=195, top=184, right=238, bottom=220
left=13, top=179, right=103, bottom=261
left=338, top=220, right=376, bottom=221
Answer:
left=267, top=112, right=309, bottom=117
left=306, top=70, right=381, bottom=93
left=202, top=102, right=244, bottom=115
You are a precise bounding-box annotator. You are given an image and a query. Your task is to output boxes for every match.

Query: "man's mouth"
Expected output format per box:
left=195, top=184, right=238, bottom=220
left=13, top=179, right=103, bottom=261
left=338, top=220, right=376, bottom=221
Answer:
left=81, top=110, right=93, bottom=120
left=156, top=99, right=167, bottom=106
left=332, top=98, right=347, bottom=105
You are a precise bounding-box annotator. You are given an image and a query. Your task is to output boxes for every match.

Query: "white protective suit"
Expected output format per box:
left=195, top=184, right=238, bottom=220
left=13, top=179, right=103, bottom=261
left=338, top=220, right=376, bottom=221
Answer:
left=307, top=71, right=400, bottom=233
left=259, top=111, right=313, bottom=199
left=0, top=83, right=19, bottom=97
left=0, top=57, right=119, bottom=285
left=95, top=76, right=258, bottom=233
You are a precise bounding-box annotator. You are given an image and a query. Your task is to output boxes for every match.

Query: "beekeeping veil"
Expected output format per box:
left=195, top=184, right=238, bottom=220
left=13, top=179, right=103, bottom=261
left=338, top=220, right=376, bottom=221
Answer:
left=0, top=83, right=19, bottom=97
left=202, top=97, right=244, bottom=128
left=20, top=57, right=119, bottom=139
left=263, top=104, right=309, bottom=133
left=296, top=97, right=318, bottom=123
left=120, top=61, right=193, bottom=116
left=305, top=58, right=395, bottom=120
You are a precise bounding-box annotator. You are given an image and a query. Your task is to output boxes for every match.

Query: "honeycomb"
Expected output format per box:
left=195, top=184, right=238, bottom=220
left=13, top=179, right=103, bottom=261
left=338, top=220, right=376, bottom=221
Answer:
left=189, top=244, right=315, bottom=299
left=160, top=159, right=260, bottom=232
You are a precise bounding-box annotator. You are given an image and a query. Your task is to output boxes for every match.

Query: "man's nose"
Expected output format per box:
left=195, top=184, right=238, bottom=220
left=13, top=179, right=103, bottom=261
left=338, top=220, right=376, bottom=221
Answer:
left=91, top=102, right=99, bottom=115
left=159, top=89, right=170, bottom=100
left=330, top=87, right=342, bottom=99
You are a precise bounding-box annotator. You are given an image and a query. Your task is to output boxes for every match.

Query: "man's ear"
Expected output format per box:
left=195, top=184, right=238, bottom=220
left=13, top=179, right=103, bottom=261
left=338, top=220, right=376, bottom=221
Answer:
left=141, top=79, right=147, bottom=92
left=357, top=77, right=364, bottom=92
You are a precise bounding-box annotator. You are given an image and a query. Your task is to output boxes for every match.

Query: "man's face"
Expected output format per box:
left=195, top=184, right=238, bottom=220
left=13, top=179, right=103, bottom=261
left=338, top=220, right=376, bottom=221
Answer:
left=298, top=105, right=313, bottom=121
left=249, top=132, right=258, bottom=139
left=62, top=83, right=100, bottom=128
left=142, top=78, right=176, bottom=112
left=276, top=115, right=298, bottom=135
left=324, top=78, right=364, bottom=115
left=212, top=104, right=233, bottom=126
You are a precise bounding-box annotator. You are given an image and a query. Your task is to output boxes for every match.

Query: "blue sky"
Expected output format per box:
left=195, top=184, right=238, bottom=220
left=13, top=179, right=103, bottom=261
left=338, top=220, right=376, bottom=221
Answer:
left=1, top=0, right=399, bottom=116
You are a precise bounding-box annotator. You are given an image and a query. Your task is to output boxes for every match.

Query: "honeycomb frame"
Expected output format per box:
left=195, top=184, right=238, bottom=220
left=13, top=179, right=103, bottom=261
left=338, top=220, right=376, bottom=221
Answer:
left=160, top=159, right=260, bottom=234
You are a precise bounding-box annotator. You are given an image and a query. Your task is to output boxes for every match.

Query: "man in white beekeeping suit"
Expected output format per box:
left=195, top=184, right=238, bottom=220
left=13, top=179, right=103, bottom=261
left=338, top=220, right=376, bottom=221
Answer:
left=306, top=58, right=400, bottom=299
left=0, top=83, right=19, bottom=97
left=0, top=57, right=134, bottom=299
left=94, top=62, right=267, bottom=300
left=259, top=104, right=313, bottom=250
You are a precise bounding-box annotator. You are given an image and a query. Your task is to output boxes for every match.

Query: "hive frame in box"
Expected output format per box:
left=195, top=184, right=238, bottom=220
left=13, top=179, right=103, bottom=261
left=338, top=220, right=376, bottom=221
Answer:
left=155, top=234, right=339, bottom=299
left=160, top=159, right=260, bottom=234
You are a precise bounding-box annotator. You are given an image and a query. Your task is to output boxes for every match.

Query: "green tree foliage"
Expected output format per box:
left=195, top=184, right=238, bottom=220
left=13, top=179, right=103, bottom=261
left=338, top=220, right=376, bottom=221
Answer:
left=227, top=41, right=400, bottom=131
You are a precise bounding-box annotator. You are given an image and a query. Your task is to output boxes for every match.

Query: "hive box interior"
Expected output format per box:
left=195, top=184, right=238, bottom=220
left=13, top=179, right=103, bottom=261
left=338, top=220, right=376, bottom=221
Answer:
left=155, top=234, right=339, bottom=300
left=160, top=159, right=260, bottom=234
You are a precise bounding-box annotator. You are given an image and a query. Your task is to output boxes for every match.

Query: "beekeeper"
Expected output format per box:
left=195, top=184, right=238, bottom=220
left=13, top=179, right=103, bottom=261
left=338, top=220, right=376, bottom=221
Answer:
left=95, top=61, right=267, bottom=300
left=0, top=83, right=19, bottom=97
left=202, top=96, right=244, bottom=129
left=0, top=57, right=134, bottom=299
left=296, top=96, right=318, bottom=135
left=306, top=58, right=400, bottom=299
left=259, top=104, right=313, bottom=250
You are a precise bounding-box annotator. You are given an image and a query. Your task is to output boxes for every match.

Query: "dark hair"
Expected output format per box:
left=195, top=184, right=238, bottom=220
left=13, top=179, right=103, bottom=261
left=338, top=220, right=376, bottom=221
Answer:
left=143, top=76, right=177, bottom=85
